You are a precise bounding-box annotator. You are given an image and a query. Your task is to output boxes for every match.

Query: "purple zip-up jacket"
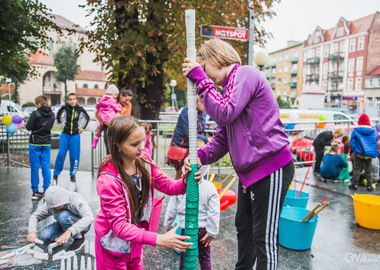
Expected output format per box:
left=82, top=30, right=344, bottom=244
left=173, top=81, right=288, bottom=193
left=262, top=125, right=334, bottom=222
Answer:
left=187, top=64, right=292, bottom=189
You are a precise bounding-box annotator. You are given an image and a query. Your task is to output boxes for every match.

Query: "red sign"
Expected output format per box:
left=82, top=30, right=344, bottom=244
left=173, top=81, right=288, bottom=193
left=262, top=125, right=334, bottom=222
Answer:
left=201, top=25, right=248, bottom=41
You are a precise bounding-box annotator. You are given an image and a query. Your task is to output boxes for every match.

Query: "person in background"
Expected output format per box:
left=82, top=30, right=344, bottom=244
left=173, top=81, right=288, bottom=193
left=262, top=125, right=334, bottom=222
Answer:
left=320, top=142, right=348, bottom=181
left=359, top=140, right=380, bottom=188
left=338, top=135, right=351, bottom=181
left=118, top=88, right=133, bottom=116
left=142, top=122, right=154, bottom=159
left=169, top=97, right=208, bottom=180
left=312, top=128, right=345, bottom=177
left=27, top=186, right=94, bottom=252
left=93, top=84, right=121, bottom=153
left=182, top=38, right=294, bottom=270
left=349, top=113, right=378, bottom=191
left=53, top=93, right=90, bottom=184
left=26, top=95, right=55, bottom=200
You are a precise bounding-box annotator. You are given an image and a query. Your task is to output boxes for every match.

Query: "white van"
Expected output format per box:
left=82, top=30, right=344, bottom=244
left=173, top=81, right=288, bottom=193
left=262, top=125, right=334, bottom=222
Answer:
left=0, top=100, right=30, bottom=120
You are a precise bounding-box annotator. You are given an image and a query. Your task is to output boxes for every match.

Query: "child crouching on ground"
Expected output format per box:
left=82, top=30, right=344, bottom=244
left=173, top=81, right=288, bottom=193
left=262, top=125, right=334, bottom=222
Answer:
left=320, top=142, right=348, bottom=181
left=164, top=139, right=220, bottom=270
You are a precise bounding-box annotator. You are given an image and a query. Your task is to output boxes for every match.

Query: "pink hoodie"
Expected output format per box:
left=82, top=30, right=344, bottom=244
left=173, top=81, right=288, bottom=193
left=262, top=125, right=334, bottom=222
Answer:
left=95, top=153, right=186, bottom=269
left=95, top=95, right=121, bottom=122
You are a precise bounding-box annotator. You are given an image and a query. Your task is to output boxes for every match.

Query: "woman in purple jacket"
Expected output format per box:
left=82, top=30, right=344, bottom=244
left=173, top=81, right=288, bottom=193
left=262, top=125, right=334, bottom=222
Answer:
left=183, top=38, right=294, bottom=270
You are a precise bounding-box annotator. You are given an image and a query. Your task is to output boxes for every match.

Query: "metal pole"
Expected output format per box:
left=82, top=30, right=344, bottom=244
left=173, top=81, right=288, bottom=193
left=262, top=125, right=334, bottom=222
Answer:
left=6, top=133, right=10, bottom=167
left=247, top=2, right=254, bottom=65
left=156, top=122, right=160, bottom=164
left=8, top=82, right=11, bottom=103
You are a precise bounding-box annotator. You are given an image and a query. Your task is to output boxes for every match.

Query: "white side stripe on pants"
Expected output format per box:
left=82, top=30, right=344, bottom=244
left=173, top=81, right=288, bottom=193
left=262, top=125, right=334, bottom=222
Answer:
left=265, top=168, right=283, bottom=270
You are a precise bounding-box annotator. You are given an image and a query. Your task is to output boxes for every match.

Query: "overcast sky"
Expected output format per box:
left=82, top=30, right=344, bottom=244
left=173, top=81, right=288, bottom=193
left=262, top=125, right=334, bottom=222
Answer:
left=40, top=0, right=380, bottom=53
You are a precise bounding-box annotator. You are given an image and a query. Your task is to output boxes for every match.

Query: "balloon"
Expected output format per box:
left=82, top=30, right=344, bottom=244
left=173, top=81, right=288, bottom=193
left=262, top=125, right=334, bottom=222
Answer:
left=6, top=123, right=18, bottom=135
left=289, top=111, right=299, bottom=122
left=318, top=114, right=327, bottom=121
left=2, top=115, right=12, bottom=125
left=12, top=115, right=23, bottom=124
left=86, top=121, right=98, bottom=132
left=16, top=120, right=25, bottom=129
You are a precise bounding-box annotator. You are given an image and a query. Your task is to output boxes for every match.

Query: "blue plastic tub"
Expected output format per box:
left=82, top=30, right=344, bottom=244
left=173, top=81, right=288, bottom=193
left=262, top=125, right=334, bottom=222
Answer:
left=284, top=190, right=309, bottom=208
left=279, top=206, right=318, bottom=250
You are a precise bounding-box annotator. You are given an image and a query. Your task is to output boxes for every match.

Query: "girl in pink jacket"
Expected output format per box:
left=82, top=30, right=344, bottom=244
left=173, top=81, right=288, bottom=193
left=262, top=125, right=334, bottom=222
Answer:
left=95, top=115, right=199, bottom=270
left=92, top=84, right=121, bottom=151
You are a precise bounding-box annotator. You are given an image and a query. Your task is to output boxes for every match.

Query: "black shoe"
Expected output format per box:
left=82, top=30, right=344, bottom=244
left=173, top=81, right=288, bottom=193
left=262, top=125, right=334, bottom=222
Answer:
left=348, top=184, right=358, bottom=190
left=367, top=185, right=374, bottom=192
left=67, top=237, right=85, bottom=252
left=70, top=175, right=76, bottom=183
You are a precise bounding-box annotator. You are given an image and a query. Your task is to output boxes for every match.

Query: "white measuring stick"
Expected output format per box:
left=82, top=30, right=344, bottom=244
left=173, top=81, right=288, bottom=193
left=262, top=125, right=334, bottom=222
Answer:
left=0, top=251, right=15, bottom=260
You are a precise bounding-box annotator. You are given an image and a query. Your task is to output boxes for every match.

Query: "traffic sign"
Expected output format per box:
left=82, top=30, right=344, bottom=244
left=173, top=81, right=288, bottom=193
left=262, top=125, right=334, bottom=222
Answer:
left=200, top=25, right=248, bottom=41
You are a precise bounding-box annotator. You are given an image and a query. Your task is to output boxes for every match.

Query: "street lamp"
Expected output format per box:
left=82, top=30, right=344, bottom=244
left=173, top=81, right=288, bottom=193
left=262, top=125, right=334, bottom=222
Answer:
left=254, top=50, right=269, bottom=71
left=169, top=79, right=178, bottom=110
left=5, top=78, right=12, bottom=103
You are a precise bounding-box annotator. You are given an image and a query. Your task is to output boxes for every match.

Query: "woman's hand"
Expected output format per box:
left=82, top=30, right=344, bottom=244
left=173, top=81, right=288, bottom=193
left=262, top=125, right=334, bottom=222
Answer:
left=27, top=232, right=37, bottom=243
left=55, top=230, right=72, bottom=246
left=156, top=225, right=192, bottom=252
left=182, top=58, right=201, bottom=76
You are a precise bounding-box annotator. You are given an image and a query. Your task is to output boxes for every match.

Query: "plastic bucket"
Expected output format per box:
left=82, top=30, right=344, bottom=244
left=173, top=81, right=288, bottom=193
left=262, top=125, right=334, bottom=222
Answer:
left=352, top=194, right=380, bottom=230
left=284, top=190, right=309, bottom=208
left=279, top=206, right=318, bottom=250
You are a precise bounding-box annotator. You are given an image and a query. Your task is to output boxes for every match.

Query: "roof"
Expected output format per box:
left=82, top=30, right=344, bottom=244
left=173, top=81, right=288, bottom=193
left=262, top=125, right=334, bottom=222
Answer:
left=1, top=84, right=15, bottom=94
left=75, top=70, right=108, bottom=82
left=49, top=14, right=86, bottom=33
left=76, top=88, right=106, bottom=97
left=301, top=83, right=325, bottom=95
left=367, top=65, right=380, bottom=76
left=28, top=50, right=54, bottom=66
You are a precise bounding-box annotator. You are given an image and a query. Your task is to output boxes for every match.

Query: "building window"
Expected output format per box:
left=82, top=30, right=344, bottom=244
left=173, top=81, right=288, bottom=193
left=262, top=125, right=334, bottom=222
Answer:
left=272, top=68, right=276, bottom=74
left=323, top=81, right=327, bottom=91
left=293, top=52, right=298, bottom=58
left=83, top=84, right=88, bottom=88
left=314, top=32, right=320, bottom=43
left=309, top=49, right=315, bottom=58
left=284, top=54, right=289, bottom=60
left=376, top=98, right=380, bottom=109
left=355, top=77, right=362, bottom=90
left=278, top=67, right=282, bottom=73
left=368, top=97, right=372, bottom=106
left=348, top=78, right=354, bottom=90
left=337, top=27, right=344, bottom=37
left=278, top=78, right=282, bottom=84
left=348, top=58, right=355, bottom=72
left=278, top=55, right=283, bottom=62
left=284, top=65, right=289, bottom=72
left=358, top=37, right=365, bottom=51
left=304, top=51, right=308, bottom=61
left=356, top=57, right=363, bottom=71
left=292, top=63, right=297, bottom=70
left=284, top=77, right=288, bottom=84
left=369, top=79, right=373, bottom=87
left=94, top=84, right=99, bottom=89
left=349, top=39, right=356, bottom=52
left=324, top=46, right=329, bottom=58
left=316, top=47, right=321, bottom=57
left=334, top=43, right=339, bottom=54
left=283, top=89, right=287, bottom=96
left=340, top=41, right=345, bottom=52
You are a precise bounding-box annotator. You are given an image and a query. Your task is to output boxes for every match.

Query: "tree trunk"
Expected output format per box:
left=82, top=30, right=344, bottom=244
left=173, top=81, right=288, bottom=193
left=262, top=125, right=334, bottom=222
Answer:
left=14, top=82, right=19, bottom=104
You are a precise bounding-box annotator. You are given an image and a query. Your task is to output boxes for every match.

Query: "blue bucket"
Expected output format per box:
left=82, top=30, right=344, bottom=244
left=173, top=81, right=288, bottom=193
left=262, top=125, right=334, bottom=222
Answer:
left=284, top=190, right=309, bottom=208
left=279, top=206, right=318, bottom=250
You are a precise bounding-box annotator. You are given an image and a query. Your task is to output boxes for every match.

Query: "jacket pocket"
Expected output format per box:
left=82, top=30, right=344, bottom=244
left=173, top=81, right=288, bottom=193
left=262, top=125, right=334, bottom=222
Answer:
left=100, top=230, right=131, bottom=254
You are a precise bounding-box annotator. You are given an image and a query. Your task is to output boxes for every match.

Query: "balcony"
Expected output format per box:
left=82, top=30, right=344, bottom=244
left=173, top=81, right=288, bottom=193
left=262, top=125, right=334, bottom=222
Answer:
left=306, top=57, right=320, bottom=65
left=266, top=73, right=275, bottom=79
left=264, top=63, right=271, bottom=69
left=290, top=57, right=298, bottom=63
left=328, top=71, right=344, bottom=80
left=328, top=52, right=345, bottom=62
left=270, top=62, right=277, bottom=68
left=305, top=74, right=319, bottom=82
left=288, top=82, right=297, bottom=87
left=290, top=69, right=298, bottom=75
left=43, top=86, right=61, bottom=92
left=270, top=82, right=276, bottom=89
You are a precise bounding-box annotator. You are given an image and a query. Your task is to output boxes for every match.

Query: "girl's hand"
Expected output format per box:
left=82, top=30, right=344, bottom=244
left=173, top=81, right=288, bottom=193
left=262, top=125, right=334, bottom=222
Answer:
left=156, top=224, right=192, bottom=252
left=182, top=58, right=201, bottom=76
left=55, top=230, right=72, bottom=246
left=200, top=233, right=214, bottom=247
left=27, top=232, right=37, bottom=243
left=181, top=157, right=203, bottom=185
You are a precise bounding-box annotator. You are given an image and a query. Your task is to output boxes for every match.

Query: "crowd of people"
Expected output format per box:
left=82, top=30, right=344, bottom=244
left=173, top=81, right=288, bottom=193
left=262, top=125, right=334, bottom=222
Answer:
left=20, top=37, right=379, bottom=270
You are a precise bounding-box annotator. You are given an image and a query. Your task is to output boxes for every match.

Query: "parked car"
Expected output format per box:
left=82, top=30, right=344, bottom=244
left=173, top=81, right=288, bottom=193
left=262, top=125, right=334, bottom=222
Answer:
left=0, top=100, right=30, bottom=120
left=22, top=106, right=37, bottom=114
left=82, top=105, right=97, bottom=121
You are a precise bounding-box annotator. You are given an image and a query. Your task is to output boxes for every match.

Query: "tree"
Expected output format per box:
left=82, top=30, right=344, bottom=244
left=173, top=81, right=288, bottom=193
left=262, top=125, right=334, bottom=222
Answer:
left=9, top=53, right=30, bottom=104
left=80, top=0, right=280, bottom=119
left=276, top=96, right=292, bottom=109
left=54, top=46, right=79, bottom=103
left=0, top=0, right=60, bottom=80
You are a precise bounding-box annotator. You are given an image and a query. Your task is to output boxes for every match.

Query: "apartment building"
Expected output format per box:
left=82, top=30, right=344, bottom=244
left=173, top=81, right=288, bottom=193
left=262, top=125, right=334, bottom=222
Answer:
left=264, top=41, right=304, bottom=107
left=2, top=14, right=108, bottom=106
left=303, top=12, right=380, bottom=112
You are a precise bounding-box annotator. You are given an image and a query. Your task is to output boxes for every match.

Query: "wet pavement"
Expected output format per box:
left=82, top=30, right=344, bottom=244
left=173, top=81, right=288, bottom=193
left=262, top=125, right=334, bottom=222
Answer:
left=0, top=165, right=380, bottom=269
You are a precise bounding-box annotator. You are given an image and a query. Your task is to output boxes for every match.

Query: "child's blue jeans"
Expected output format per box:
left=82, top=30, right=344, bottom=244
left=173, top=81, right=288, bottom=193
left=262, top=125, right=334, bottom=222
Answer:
left=29, top=144, right=51, bottom=193
left=38, top=210, right=90, bottom=250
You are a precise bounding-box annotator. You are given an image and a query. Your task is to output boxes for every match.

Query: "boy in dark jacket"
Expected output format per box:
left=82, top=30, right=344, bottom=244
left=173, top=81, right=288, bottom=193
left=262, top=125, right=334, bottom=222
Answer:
left=313, top=128, right=344, bottom=176
left=349, top=114, right=378, bottom=191
left=53, top=93, right=89, bottom=184
left=26, top=95, right=55, bottom=200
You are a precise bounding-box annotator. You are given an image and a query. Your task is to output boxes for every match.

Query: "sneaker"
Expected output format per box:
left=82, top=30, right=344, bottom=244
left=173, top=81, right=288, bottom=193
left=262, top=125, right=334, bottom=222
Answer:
left=32, top=192, right=43, bottom=200
left=313, top=172, right=321, bottom=177
left=70, top=175, right=76, bottom=183
left=333, top=179, right=341, bottom=183
left=343, top=179, right=351, bottom=183
left=67, top=237, right=85, bottom=252
left=348, top=184, right=358, bottom=190
left=367, top=185, right=374, bottom=192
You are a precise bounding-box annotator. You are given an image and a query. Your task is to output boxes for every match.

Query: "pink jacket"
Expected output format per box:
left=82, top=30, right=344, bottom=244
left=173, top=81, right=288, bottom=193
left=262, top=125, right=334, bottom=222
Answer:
left=95, top=95, right=121, bottom=122
left=95, top=153, right=186, bottom=249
